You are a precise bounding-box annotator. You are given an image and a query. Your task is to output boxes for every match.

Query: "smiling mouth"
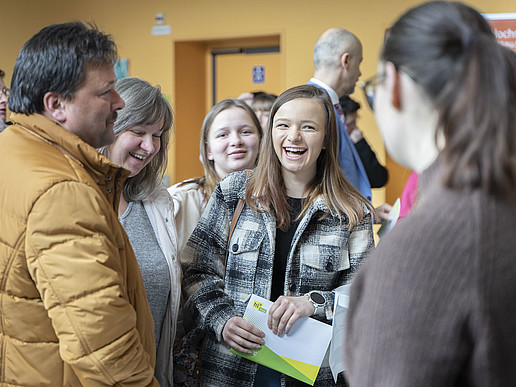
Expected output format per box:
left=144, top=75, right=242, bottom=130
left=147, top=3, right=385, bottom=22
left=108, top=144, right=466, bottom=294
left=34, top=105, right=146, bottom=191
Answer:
left=284, top=147, right=307, bottom=159
left=229, top=150, right=246, bottom=158
left=129, top=152, right=146, bottom=161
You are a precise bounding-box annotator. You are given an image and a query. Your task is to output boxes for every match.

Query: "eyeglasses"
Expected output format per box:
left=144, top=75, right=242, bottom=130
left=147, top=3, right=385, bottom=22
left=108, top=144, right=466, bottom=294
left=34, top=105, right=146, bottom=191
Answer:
left=359, top=68, right=417, bottom=111
left=358, top=74, right=384, bottom=111
left=1, top=87, right=9, bottom=98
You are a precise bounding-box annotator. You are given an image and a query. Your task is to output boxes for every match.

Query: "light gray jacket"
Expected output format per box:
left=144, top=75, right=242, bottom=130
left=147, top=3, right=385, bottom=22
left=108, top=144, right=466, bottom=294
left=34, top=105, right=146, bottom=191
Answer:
left=143, top=183, right=182, bottom=386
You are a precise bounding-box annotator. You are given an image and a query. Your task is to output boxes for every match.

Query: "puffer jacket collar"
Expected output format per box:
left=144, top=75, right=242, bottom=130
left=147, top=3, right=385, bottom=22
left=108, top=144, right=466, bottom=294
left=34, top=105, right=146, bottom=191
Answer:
left=11, top=113, right=130, bottom=210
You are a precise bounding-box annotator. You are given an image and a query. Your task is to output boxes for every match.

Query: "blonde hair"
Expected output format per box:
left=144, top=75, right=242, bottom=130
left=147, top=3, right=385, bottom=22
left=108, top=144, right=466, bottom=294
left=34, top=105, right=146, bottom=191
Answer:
left=180, top=98, right=262, bottom=202
left=100, top=77, right=173, bottom=201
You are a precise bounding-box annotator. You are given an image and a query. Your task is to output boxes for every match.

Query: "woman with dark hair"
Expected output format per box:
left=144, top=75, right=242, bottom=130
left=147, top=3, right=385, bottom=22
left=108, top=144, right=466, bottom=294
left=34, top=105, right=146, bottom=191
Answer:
left=100, top=77, right=179, bottom=386
left=168, top=98, right=262, bottom=256
left=345, top=1, right=516, bottom=385
left=182, top=84, right=374, bottom=386
left=250, top=91, right=277, bottom=130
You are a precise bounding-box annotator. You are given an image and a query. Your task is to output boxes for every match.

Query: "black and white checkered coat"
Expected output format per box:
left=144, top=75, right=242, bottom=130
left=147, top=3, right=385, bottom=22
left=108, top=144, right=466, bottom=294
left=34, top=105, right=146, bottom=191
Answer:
left=182, top=170, right=374, bottom=386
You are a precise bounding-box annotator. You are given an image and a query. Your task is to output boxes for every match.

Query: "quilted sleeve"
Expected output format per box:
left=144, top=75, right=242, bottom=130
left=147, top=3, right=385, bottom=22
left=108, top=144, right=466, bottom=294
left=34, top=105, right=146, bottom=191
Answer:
left=25, top=181, right=158, bottom=386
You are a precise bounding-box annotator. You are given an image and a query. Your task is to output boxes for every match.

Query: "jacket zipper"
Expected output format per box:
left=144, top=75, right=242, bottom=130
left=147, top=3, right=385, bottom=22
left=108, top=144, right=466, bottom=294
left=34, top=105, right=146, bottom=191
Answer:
left=112, top=167, right=124, bottom=211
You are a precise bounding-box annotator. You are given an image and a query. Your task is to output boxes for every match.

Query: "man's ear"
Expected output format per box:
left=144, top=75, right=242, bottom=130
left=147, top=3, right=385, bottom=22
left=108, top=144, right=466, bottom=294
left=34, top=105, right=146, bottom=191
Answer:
left=385, top=61, right=401, bottom=111
left=42, top=92, right=67, bottom=123
left=339, top=52, right=350, bottom=70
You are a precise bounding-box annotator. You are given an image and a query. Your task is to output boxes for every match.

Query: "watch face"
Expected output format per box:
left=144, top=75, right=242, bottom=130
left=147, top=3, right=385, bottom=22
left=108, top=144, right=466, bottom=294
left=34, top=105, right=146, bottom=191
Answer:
left=310, top=292, right=325, bottom=305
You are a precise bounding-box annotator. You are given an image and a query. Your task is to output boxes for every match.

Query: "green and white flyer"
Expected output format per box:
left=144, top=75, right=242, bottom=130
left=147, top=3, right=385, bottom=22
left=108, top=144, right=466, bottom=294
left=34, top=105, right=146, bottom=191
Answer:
left=231, top=294, right=332, bottom=385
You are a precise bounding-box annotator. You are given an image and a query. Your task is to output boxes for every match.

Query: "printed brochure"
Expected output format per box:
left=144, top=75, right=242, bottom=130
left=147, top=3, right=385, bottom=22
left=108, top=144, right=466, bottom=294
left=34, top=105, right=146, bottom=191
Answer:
left=231, top=294, right=332, bottom=385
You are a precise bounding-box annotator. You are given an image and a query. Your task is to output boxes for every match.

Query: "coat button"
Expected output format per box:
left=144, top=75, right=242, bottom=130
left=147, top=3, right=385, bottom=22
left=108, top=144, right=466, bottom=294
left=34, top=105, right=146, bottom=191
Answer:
left=326, top=262, right=333, bottom=271
left=232, top=243, right=238, bottom=252
left=106, top=176, right=112, bottom=181
left=107, top=188, right=112, bottom=193
left=289, top=283, right=296, bottom=292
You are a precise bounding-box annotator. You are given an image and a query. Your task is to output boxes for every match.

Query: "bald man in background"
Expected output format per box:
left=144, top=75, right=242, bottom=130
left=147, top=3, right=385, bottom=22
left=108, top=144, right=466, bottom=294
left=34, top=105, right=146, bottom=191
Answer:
left=308, top=28, right=371, bottom=201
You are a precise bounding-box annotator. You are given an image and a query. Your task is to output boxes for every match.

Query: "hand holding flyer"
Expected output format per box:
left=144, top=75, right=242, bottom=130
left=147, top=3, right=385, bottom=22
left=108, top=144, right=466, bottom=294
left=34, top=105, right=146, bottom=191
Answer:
left=377, top=198, right=401, bottom=237
left=231, top=294, right=332, bottom=385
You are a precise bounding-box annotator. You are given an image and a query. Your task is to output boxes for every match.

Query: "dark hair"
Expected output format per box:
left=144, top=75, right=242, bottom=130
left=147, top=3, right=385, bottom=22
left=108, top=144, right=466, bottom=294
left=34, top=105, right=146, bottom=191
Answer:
left=382, top=1, right=516, bottom=198
left=9, top=22, right=118, bottom=114
left=100, top=77, right=173, bottom=202
left=339, top=95, right=361, bottom=116
left=253, top=91, right=277, bottom=100
left=246, top=85, right=372, bottom=231
left=0, top=69, right=4, bottom=78
left=251, top=92, right=277, bottom=111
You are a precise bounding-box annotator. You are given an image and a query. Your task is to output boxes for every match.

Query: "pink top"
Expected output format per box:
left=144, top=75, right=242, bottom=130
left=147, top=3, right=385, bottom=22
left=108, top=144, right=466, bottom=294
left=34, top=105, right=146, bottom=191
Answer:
left=399, top=171, right=419, bottom=221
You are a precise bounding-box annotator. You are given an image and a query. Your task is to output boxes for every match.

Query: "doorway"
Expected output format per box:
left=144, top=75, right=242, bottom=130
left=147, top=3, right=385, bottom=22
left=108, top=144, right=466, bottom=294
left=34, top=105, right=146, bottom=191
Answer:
left=212, top=46, right=281, bottom=104
left=173, top=35, right=281, bottom=184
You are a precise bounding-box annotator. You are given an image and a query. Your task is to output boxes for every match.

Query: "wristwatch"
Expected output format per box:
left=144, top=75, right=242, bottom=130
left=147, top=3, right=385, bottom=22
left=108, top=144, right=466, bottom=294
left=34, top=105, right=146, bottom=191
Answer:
left=306, top=291, right=326, bottom=315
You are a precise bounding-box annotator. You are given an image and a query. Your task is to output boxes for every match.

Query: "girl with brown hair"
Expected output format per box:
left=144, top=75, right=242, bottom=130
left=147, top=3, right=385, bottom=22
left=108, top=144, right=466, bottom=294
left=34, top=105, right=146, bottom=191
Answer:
left=182, top=84, right=374, bottom=386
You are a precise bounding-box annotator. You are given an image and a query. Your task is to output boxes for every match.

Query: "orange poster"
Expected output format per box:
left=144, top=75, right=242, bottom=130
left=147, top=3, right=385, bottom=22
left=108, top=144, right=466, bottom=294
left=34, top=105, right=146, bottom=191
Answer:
left=484, top=13, right=516, bottom=52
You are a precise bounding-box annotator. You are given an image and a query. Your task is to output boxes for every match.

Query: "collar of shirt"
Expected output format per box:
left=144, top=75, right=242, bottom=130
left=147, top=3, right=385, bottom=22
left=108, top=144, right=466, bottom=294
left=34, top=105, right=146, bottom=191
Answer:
left=308, top=78, right=340, bottom=105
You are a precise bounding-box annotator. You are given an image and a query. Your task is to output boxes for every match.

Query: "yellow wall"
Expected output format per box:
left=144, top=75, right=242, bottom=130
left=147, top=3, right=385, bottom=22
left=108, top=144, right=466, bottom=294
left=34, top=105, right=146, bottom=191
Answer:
left=2, top=0, right=514, bottom=204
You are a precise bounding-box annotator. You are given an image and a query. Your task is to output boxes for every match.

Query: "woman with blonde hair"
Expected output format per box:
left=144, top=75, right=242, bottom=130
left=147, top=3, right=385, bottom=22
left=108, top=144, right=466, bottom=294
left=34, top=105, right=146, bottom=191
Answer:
left=169, top=98, right=262, bottom=256
left=100, top=77, right=179, bottom=386
left=182, top=84, right=374, bottom=386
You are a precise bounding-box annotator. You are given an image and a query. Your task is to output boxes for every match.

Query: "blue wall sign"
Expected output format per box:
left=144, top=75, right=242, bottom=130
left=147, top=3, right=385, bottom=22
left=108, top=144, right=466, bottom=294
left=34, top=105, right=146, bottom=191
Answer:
left=252, top=66, right=265, bottom=83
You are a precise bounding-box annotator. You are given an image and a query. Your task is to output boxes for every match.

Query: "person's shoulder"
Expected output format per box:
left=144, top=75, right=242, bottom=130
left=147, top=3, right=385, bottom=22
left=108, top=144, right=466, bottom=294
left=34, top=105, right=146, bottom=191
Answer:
left=168, top=179, right=201, bottom=195
left=370, top=187, right=470, bottom=268
left=218, top=170, right=251, bottom=197
left=219, top=169, right=251, bottom=187
left=4, top=123, right=72, bottom=170
left=168, top=179, right=204, bottom=215
left=168, top=179, right=202, bottom=203
left=145, top=183, right=172, bottom=207
left=1, top=125, right=98, bottom=202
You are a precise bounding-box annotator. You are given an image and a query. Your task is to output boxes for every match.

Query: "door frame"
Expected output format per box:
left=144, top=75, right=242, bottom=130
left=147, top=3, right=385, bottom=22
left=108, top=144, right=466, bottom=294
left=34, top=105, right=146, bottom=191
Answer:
left=211, top=45, right=280, bottom=106
left=172, top=34, right=282, bottom=184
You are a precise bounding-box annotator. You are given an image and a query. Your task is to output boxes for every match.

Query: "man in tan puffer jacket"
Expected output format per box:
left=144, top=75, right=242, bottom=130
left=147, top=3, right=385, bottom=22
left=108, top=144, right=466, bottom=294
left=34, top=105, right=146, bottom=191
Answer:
left=0, top=22, right=159, bottom=386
